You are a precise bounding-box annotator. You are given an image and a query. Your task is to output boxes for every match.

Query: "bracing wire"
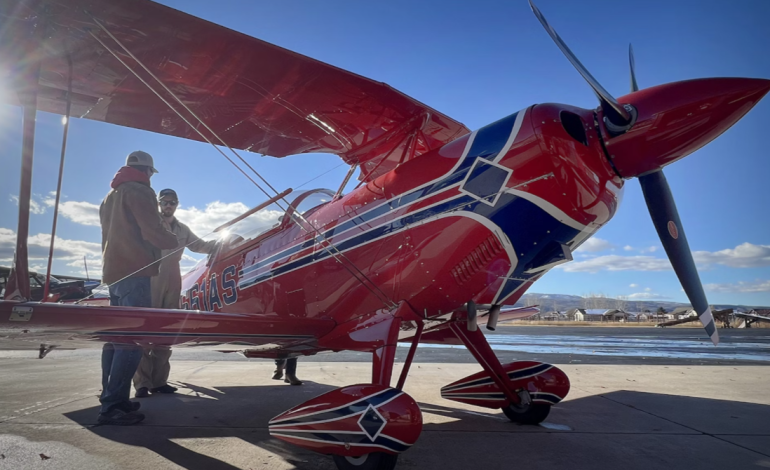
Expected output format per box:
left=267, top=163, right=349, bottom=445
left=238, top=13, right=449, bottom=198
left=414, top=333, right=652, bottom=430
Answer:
left=85, top=21, right=396, bottom=308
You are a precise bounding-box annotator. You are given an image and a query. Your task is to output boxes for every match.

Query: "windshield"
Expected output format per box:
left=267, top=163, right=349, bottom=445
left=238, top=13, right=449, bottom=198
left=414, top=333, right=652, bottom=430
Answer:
left=294, top=190, right=333, bottom=216
left=32, top=273, right=61, bottom=285
left=218, top=189, right=333, bottom=250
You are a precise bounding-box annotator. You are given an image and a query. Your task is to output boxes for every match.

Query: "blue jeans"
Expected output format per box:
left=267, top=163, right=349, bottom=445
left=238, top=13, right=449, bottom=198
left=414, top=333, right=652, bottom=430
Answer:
left=100, top=277, right=149, bottom=413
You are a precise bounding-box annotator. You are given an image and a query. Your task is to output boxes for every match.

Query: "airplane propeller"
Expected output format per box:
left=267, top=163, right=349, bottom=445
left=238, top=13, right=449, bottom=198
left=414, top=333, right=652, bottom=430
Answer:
left=529, top=0, right=723, bottom=345
left=629, top=44, right=639, bottom=93
left=528, top=0, right=633, bottom=128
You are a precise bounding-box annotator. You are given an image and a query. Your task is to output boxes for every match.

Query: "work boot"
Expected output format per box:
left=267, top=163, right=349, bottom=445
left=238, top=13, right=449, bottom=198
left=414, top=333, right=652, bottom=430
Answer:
left=272, top=367, right=284, bottom=380
left=150, top=385, right=178, bottom=394
left=117, top=401, right=141, bottom=412
left=135, top=387, right=149, bottom=398
left=284, top=373, right=303, bottom=386
left=97, top=408, right=145, bottom=426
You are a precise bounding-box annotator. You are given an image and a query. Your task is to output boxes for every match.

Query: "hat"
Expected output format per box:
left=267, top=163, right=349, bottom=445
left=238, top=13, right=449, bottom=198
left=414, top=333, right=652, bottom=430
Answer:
left=158, top=188, right=178, bottom=201
left=126, top=150, right=158, bottom=173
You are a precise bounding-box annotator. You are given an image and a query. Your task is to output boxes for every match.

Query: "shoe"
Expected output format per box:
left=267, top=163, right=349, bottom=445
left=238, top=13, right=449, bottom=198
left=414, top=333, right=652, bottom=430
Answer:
left=116, top=401, right=141, bottom=412
left=284, top=373, right=303, bottom=386
left=135, top=387, right=149, bottom=398
left=97, top=408, right=145, bottom=426
left=272, top=369, right=284, bottom=380
left=150, top=385, right=178, bottom=394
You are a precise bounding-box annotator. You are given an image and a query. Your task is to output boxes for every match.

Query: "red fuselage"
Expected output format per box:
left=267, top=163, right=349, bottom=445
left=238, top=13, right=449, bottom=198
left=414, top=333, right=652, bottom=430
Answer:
left=180, top=104, right=621, bottom=329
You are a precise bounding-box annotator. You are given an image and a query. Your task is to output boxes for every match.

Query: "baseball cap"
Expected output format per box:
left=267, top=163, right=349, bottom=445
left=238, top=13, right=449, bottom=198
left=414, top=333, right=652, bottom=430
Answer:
left=158, top=188, right=178, bottom=201
left=126, top=150, right=159, bottom=173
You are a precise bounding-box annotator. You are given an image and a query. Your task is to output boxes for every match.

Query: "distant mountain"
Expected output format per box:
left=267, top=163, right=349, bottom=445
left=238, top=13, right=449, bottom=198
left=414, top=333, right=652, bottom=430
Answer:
left=512, top=293, right=767, bottom=313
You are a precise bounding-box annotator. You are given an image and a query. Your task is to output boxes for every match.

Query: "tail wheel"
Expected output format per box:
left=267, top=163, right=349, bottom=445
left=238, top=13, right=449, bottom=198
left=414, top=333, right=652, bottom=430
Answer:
left=502, top=390, right=551, bottom=425
left=332, top=453, right=398, bottom=470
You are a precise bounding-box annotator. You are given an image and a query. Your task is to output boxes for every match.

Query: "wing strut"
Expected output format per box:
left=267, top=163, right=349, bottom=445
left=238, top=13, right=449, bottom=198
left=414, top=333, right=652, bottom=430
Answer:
left=4, top=13, right=45, bottom=301
left=42, top=50, right=73, bottom=302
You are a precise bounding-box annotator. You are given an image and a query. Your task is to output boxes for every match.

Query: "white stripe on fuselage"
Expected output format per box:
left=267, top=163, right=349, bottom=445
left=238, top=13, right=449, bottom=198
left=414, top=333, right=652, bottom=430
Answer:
left=239, top=109, right=555, bottom=291
left=493, top=110, right=526, bottom=164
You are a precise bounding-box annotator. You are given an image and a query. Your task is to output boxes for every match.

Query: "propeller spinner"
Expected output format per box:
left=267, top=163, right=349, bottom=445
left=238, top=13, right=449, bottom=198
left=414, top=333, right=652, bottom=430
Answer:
left=530, top=1, right=770, bottom=345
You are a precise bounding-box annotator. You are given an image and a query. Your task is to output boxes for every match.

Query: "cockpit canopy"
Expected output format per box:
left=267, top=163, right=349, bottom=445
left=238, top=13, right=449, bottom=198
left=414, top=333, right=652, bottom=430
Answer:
left=219, top=189, right=334, bottom=249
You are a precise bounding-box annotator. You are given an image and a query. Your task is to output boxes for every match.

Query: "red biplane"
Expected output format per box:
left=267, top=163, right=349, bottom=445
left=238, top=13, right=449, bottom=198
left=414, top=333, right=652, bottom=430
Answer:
left=1, top=1, right=768, bottom=469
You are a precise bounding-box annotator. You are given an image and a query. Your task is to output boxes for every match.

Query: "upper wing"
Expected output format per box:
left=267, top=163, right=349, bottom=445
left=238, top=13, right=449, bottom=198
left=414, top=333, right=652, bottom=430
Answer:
left=0, top=0, right=469, bottom=182
left=734, top=311, right=770, bottom=324
left=0, top=300, right=335, bottom=352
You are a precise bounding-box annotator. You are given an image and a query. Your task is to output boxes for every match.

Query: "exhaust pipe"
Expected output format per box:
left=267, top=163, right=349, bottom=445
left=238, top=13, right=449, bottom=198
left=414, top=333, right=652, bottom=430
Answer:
left=486, top=305, right=501, bottom=331
left=467, top=301, right=477, bottom=332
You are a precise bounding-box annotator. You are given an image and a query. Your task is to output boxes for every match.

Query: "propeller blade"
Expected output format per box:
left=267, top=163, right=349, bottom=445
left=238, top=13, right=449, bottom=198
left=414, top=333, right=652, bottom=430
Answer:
left=638, top=170, right=719, bottom=345
left=529, top=0, right=631, bottom=124
left=629, top=44, right=639, bottom=92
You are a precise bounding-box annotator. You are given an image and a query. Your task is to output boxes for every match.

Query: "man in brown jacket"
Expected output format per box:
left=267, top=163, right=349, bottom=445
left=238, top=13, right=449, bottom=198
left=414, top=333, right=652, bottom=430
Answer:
left=98, top=150, right=178, bottom=426
left=134, top=188, right=218, bottom=398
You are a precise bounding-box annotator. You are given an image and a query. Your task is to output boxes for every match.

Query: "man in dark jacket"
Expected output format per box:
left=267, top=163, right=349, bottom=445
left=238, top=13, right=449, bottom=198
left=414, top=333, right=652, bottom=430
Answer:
left=98, top=150, right=178, bottom=425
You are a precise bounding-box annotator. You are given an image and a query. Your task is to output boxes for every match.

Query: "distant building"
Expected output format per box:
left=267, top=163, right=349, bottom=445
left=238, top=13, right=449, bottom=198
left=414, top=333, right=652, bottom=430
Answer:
left=671, top=307, right=696, bottom=320
left=540, top=311, right=564, bottom=321
left=566, top=308, right=627, bottom=322
left=566, top=308, right=585, bottom=321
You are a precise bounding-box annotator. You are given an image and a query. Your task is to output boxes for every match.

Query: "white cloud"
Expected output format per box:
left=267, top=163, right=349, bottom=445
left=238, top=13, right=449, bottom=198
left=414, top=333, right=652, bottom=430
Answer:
left=30, top=195, right=284, bottom=239
left=9, top=195, right=46, bottom=215
left=43, top=196, right=101, bottom=227
left=629, top=283, right=638, bottom=288
left=644, top=287, right=651, bottom=292
left=575, top=237, right=614, bottom=253
left=0, top=228, right=102, bottom=275
left=693, top=243, right=770, bottom=269
left=623, top=245, right=633, bottom=251
left=180, top=253, right=203, bottom=272
left=705, top=280, right=770, bottom=294
left=9, top=192, right=101, bottom=226
left=561, top=242, right=770, bottom=273
left=560, top=255, right=672, bottom=273
left=176, top=201, right=282, bottom=239
left=628, top=292, right=671, bottom=300
left=641, top=246, right=658, bottom=253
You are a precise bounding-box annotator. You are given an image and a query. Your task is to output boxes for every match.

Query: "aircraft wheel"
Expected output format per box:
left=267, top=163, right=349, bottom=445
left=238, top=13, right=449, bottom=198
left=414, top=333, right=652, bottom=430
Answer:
left=332, top=452, right=398, bottom=470
left=502, top=402, right=551, bottom=425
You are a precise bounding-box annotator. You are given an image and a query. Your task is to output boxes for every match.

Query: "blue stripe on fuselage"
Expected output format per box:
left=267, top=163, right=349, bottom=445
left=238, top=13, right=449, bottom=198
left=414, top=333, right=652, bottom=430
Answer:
left=483, top=194, right=580, bottom=301
left=238, top=112, right=520, bottom=281
left=239, top=189, right=579, bottom=292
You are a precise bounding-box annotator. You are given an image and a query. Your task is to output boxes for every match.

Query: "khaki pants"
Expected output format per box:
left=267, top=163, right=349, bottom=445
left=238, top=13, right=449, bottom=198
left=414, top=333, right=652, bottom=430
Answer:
left=133, top=346, right=172, bottom=390
left=133, top=270, right=180, bottom=390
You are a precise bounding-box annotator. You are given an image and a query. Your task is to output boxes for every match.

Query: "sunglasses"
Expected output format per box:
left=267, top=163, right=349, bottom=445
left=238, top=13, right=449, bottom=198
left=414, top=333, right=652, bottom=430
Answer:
left=160, top=200, right=178, bottom=207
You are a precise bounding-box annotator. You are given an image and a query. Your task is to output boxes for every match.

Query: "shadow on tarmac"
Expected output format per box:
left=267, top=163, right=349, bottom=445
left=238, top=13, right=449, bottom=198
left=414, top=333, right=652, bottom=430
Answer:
left=61, top=378, right=770, bottom=469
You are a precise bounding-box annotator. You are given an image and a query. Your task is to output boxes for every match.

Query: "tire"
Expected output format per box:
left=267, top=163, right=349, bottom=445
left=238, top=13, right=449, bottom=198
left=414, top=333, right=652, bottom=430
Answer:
left=502, top=403, right=551, bottom=425
left=332, top=452, right=398, bottom=470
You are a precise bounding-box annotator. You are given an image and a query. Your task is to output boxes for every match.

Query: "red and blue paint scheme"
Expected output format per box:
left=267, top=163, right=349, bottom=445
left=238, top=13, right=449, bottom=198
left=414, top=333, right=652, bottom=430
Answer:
left=1, top=1, right=769, bottom=468
left=441, top=361, right=570, bottom=409
left=268, top=385, right=422, bottom=457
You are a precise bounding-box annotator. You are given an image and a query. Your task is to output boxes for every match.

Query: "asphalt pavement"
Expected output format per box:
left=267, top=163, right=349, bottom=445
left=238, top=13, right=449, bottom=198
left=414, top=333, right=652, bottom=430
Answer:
left=1, top=326, right=769, bottom=469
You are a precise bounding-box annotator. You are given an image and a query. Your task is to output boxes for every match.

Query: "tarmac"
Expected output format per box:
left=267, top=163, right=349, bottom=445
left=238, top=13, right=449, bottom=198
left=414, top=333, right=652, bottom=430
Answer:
left=1, top=327, right=769, bottom=469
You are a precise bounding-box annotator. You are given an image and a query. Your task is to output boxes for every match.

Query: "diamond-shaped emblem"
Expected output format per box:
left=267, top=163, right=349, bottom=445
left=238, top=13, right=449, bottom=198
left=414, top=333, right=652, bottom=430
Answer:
left=357, top=405, right=387, bottom=441
left=459, top=159, right=512, bottom=207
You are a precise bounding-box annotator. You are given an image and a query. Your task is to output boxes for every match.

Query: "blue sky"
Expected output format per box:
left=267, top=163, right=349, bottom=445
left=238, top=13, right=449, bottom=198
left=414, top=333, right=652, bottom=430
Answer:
left=1, top=0, right=769, bottom=306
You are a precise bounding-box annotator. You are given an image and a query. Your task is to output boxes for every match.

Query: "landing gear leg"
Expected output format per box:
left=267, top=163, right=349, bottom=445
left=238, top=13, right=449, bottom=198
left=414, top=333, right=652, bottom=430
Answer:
left=448, top=322, right=551, bottom=424
left=372, top=314, right=402, bottom=386
left=333, top=314, right=405, bottom=470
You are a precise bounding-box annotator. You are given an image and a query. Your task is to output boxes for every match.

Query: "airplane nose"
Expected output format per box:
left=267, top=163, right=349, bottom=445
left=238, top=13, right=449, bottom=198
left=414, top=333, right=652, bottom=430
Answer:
left=605, top=77, right=770, bottom=178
